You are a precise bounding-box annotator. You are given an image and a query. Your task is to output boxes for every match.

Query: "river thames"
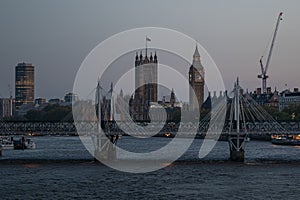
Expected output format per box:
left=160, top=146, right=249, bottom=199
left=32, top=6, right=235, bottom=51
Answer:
left=0, top=136, right=299, bottom=199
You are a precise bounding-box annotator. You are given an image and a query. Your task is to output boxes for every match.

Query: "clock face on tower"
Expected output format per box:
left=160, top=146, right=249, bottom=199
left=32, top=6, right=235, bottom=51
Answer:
left=195, top=71, right=202, bottom=82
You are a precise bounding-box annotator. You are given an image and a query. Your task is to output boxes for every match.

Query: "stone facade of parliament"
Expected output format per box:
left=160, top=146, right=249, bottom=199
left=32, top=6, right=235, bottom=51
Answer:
left=129, top=51, right=158, bottom=122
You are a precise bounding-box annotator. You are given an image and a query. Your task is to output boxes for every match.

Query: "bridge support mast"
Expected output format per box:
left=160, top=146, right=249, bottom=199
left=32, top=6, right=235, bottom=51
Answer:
left=228, top=78, right=246, bottom=162
left=94, top=81, right=118, bottom=161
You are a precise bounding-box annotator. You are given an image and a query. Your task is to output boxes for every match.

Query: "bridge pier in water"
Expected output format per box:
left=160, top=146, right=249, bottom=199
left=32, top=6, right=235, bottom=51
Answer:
left=94, top=134, right=119, bottom=161
left=228, top=135, right=246, bottom=162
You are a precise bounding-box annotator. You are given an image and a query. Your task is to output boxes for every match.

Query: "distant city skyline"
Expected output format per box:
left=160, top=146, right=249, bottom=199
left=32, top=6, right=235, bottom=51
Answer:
left=0, top=1, right=300, bottom=100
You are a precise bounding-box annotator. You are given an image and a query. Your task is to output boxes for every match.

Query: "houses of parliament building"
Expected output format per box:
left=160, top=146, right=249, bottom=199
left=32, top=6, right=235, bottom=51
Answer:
left=127, top=46, right=205, bottom=122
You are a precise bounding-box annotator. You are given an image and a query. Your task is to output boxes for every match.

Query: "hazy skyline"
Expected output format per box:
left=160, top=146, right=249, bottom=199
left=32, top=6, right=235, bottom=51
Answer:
left=0, top=0, right=300, bottom=100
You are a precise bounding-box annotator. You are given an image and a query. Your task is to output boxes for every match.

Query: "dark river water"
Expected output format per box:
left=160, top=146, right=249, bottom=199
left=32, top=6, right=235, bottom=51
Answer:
left=0, top=136, right=299, bottom=199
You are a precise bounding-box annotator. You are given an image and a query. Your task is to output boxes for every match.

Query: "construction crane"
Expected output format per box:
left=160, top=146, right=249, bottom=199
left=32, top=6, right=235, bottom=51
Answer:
left=258, top=12, right=283, bottom=94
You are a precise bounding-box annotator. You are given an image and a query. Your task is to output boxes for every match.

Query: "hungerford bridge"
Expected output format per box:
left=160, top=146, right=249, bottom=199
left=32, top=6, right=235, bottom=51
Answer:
left=0, top=120, right=299, bottom=137
left=1, top=79, right=299, bottom=161
left=0, top=79, right=300, bottom=139
left=1, top=79, right=299, bottom=137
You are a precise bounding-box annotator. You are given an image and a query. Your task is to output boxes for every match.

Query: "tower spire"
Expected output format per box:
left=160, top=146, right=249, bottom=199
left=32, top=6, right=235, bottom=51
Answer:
left=193, top=44, right=200, bottom=62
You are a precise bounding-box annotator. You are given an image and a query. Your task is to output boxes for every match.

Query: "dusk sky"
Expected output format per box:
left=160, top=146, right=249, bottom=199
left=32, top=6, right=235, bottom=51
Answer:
left=0, top=0, right=299, bottom=100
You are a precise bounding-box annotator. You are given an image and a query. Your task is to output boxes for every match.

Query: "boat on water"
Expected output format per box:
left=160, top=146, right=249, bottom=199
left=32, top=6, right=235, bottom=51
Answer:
left=271, top=134, right=300, bottom=146
left=13, top=136, right=36, bottom=150
left=0, top=136, right=14, bottom=150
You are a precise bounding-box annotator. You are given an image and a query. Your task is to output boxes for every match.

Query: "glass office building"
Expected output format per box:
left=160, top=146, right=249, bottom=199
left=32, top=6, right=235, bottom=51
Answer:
left=15, top=62, right=35, bottom=111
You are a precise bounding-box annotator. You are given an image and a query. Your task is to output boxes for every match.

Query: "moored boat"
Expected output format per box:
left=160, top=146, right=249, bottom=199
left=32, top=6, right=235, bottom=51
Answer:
left=0, top=136, right=14, bottom=150
left=271, top=134, right=300, bottom=146
left=13, top=136, right=36, bottom=150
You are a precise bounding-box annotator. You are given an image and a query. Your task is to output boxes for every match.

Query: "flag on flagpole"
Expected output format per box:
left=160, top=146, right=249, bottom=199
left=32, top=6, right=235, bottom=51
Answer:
left=146, top=37, right=151, bottom=42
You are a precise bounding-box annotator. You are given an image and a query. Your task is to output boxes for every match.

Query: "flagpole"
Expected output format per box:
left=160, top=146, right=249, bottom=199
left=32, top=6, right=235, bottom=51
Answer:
left=145, top=36, right=147, bottom=56
left=145, top=37, right=151, bottom=57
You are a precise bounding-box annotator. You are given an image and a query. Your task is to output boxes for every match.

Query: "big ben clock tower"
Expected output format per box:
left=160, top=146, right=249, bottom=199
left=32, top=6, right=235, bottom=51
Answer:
left=189, top=45, right=205, bottom=111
